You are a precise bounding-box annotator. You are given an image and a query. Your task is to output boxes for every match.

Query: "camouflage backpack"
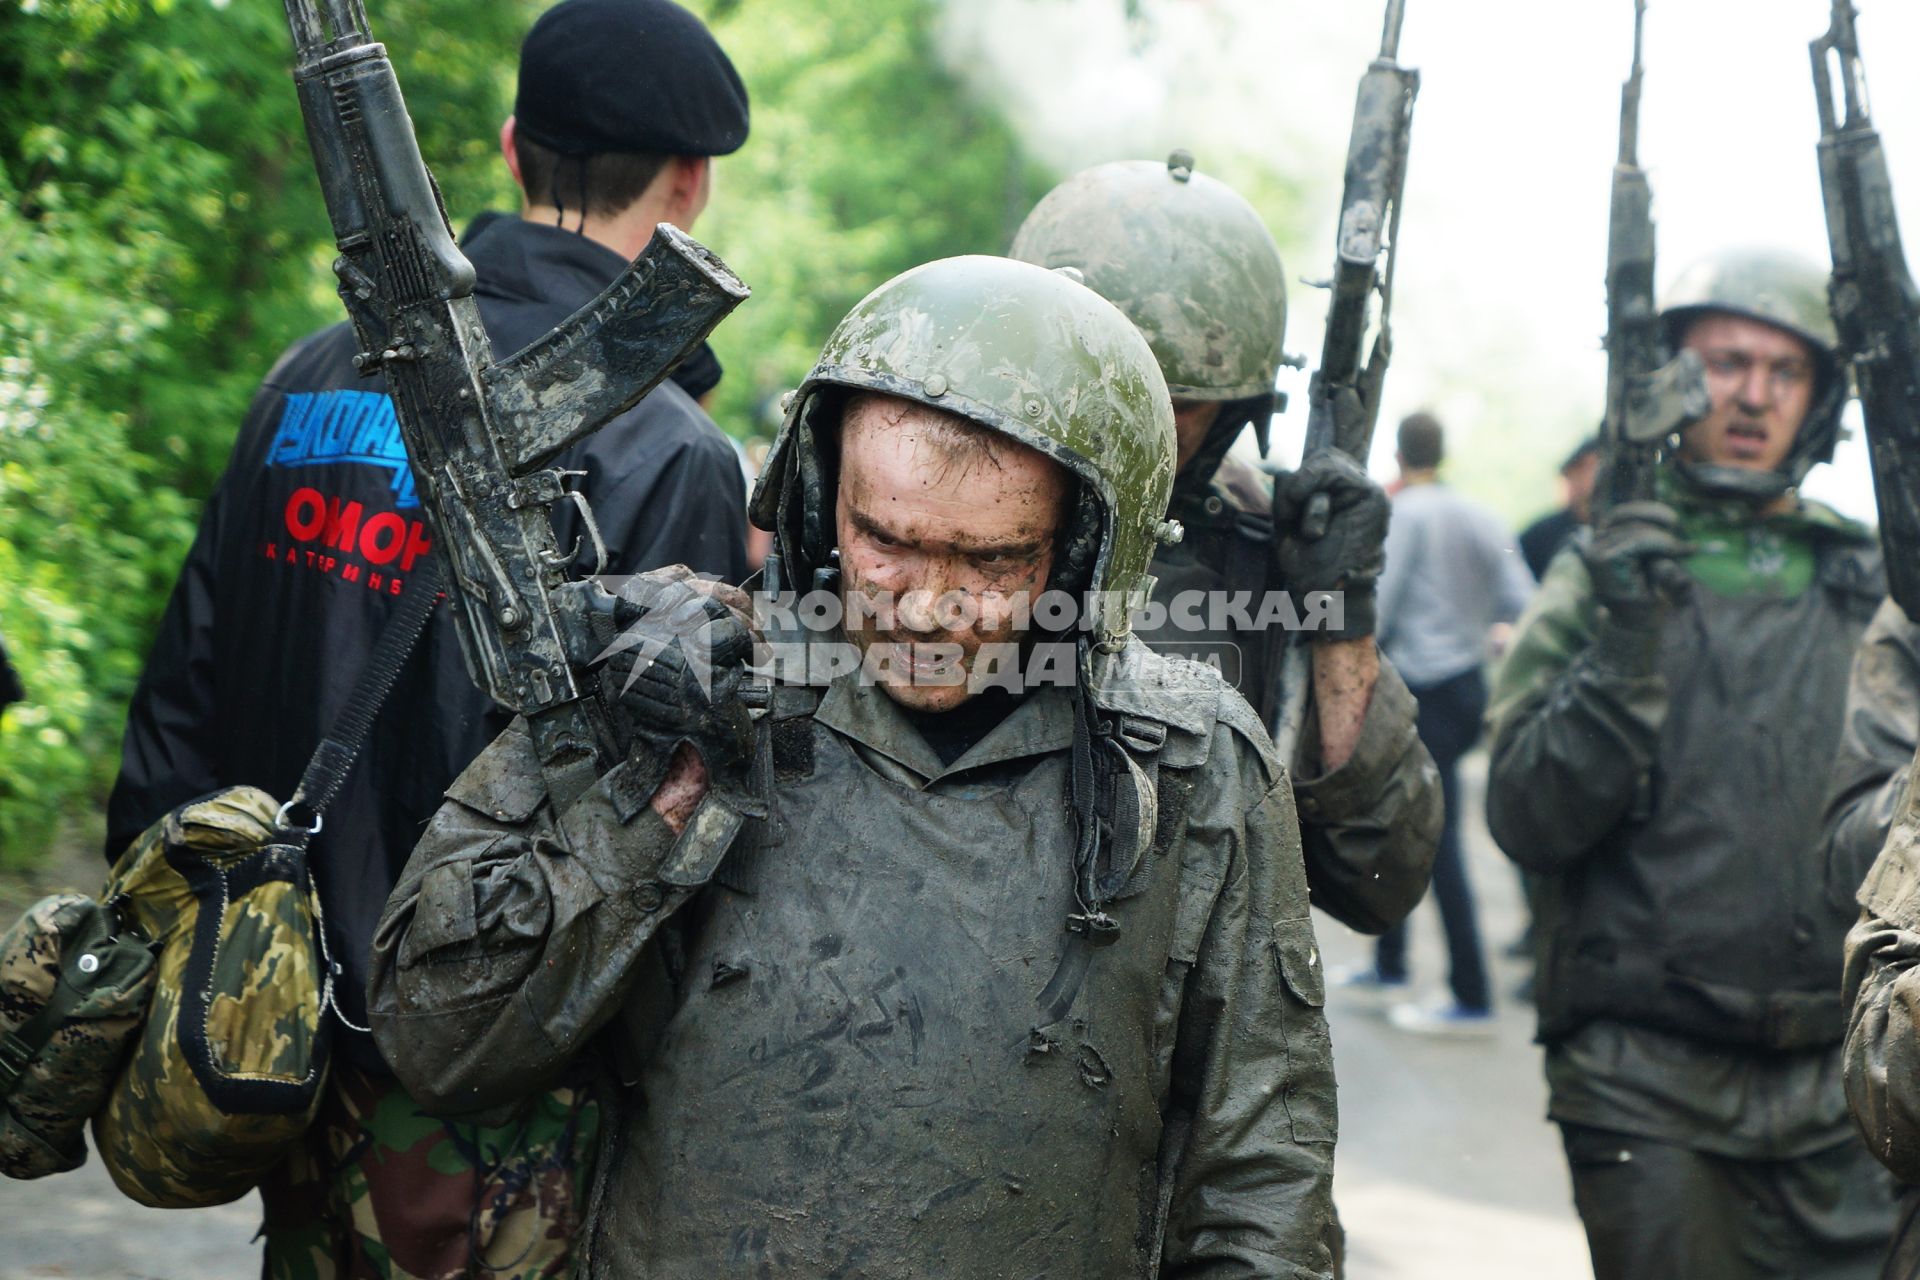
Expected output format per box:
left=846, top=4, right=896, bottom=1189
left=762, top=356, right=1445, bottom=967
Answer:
left=91, top=562, right=442, bottom=1208
left=0, top=894, right=155, bottom=1177
left=92, top=787, right=334, bottom=1207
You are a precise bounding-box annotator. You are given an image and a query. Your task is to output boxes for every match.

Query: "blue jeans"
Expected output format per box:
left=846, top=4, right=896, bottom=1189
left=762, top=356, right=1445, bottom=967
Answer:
left=1375, top=666, right=1491, bottom=1012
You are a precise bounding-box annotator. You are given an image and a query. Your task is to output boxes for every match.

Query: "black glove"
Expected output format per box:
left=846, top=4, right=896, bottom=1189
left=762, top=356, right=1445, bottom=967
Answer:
left=1581, top=500, right=1692, bottom=674
left=1271, top=451, right=1390, bottom=641
left=587, top=568, right=758, bottom=770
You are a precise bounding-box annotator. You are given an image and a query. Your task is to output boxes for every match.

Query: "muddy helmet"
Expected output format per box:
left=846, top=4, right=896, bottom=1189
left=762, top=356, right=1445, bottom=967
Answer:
left=1661, top=248, right=1844, bottom=498
left=750, top=254, right=1179, bottom=647
left=1010, top=152, right=1287, bottom=479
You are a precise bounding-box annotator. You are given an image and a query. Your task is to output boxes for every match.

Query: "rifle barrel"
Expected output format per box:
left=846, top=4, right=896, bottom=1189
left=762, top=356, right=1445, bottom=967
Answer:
left=324, top=0, right=368, bottom=35
left=1379, top=0, right=1406, bottom=60
left=1842, top=4, right=1871, bottom=128
left=1618, top=0, right=1646, bottom=167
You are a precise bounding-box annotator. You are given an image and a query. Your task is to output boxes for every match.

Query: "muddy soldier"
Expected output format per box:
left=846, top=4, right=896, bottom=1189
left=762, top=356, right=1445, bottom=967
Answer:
left=104, top=0, right=751, bottom=1272
left=1011, top=156, right=1440, bottom=936
left=1820, top=596, right=1920, bottom=1279
left=367, top=256, right=1338, bottom=1276
left=1485, top=249, right=1898, bottom=1278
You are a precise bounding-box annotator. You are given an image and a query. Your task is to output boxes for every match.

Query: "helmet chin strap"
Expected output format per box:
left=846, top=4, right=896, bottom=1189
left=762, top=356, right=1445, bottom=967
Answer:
left=1172, top=395, right=1270, bottom=501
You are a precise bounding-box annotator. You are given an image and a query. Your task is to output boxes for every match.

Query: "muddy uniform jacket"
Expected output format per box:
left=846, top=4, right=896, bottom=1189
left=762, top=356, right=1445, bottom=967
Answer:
left=1487, top=489, right=1882, bottom=1157
left=1838, top=601, right=1920, bottom=1179
left=1827, top=599, right=1920, bottom=894
left=367, top=641, right=1337, bottom=1278
left=105, top=214, right=749, bottom=1049
left=1135, top=456, right=1441, bottom=934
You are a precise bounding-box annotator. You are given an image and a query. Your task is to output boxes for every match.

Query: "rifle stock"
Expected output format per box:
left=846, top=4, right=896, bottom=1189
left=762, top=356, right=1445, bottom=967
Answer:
left=1812, top=0, right=1920, bottom=616
left=284, top=0, right=749, bottom=787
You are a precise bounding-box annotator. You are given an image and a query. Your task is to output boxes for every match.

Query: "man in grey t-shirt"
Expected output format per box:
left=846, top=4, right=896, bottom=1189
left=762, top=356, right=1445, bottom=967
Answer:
left=1360, top=412, right=1533, bottom=1033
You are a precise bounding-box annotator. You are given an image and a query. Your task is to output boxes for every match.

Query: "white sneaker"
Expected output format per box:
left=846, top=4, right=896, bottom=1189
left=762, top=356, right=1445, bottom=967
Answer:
left=1330, top=965, right=1411, bottom=1008
left=1387, top=1000, right=1496, bottom=1039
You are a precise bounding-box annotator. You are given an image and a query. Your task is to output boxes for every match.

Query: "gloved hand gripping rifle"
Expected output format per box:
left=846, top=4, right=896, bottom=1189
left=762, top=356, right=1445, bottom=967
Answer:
left=283, top=0, right=750, bottom=805
left=1272, top=0, right=1418, bottom=761
left=1813, top=1, right=1920, bottom=616
left=1593, top=0, right=1708, bottom=524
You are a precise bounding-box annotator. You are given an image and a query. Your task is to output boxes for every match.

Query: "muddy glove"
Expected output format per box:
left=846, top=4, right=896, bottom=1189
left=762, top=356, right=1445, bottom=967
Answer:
left=1582, top=500, right=1692, bottom=675
left=587, top=567, right=758, bottom=774
left=1272, top=451, right=1390, bottom=641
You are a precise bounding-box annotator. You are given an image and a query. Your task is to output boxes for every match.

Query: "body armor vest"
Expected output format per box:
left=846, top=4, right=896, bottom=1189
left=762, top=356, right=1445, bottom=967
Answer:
left=1537, top=538, right=1883, bottom=1050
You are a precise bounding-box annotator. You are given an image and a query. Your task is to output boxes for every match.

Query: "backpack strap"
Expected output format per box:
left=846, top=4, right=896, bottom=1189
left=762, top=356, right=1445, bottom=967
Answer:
left=284, top=558, right=445, bottom=830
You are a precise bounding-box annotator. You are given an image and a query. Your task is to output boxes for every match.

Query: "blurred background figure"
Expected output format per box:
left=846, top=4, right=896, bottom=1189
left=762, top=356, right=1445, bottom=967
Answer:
left=1518, top=434, right=1601, bottom=582
left=1349, top=411, right=1533, bottom=1036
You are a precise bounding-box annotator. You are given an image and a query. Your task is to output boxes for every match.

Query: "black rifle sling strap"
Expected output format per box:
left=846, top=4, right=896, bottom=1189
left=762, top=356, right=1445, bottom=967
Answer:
left=287, top=557, right=445, bottom=827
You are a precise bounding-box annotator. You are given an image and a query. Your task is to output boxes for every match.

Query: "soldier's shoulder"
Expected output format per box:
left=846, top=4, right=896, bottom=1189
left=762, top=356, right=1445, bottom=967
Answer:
left=592, top=377, right=741, bottom=476
left=443, top=718, right=548, bottom=824
left=260, top=321, right=359, bottom=393
left=1794, top=498, right=1886, bottom=604
left=1794, top=495, right=1877, bottom=546
left=1094, top=639, right=1282, bottom=785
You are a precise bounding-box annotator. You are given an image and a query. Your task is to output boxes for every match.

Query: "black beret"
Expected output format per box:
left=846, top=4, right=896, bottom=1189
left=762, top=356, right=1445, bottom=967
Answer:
left=515, top=0, right=749, bottom=159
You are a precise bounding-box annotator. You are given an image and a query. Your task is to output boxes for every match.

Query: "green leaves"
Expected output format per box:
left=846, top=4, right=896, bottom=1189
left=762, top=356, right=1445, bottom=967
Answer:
left=0, top=0, right=526, bottom=862
left=689, top=0, right=1047, bottom=443
left=0, top=0, right=1045, bottom=865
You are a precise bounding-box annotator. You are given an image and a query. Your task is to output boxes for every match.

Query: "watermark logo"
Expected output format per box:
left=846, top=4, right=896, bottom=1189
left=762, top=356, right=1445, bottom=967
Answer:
left=586, top=577, right=1346, bottom=700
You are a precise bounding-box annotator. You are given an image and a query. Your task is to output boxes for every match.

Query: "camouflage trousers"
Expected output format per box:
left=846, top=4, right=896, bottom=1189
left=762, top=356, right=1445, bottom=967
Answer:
left=259, top=1063, right=599, bottom=1280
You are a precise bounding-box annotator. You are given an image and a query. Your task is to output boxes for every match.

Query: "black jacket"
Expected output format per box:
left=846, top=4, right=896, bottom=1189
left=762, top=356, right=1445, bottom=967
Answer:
left=106, top=214, right=748, bottom=1055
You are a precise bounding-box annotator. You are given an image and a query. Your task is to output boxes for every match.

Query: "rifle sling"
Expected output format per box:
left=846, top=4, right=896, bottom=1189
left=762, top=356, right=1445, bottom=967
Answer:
left=290, top=557, right=445, bottom=822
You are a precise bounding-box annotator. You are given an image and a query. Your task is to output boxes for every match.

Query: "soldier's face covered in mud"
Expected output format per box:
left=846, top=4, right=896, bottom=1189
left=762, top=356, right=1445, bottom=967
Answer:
left=834, top=393, right=1070, bottom=713
left=1677, top=312, right=1817, bottom=476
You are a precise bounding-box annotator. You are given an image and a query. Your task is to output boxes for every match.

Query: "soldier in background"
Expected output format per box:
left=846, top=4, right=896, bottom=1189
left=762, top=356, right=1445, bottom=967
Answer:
left=105, top=0, right=751, bottom=1272
left=1486, top=249, right=1896, bottom=1278
left=1011, top=155, right=1440, bottom=938
left=1518, top=435, right=1601, bottom=582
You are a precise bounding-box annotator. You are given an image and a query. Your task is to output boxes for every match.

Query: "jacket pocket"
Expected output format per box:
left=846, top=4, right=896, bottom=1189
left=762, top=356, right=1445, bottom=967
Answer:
left=1273, top=916, right=1326, bottom=1007
left=1272, top=915, right=1335, bottom=1144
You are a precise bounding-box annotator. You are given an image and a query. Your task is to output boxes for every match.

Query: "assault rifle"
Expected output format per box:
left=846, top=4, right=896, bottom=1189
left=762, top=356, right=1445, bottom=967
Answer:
left=1813, top=1, right=1920, bottom=616
left=1593, top=0, right=1708, bottom=522
left=283, top=0, right=749, bottom=799
left=1273, top=0, right=1418, bottom=759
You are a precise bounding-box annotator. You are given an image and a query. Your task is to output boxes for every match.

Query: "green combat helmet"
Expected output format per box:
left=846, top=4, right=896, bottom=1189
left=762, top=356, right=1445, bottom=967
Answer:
left=750, top=254, right=1180, bottom=650
left=1009, top=151, right=1288, bottom=484
left=1661, top=248, right=1846, bottom=500
left=751, top=254, right=1185, bottom=941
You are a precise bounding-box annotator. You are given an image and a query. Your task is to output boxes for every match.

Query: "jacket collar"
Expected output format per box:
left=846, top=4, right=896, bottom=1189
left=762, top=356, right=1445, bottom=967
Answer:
left=814, top=675, right=1076, bottom=785
left=460, top=211, right=629, bottom=314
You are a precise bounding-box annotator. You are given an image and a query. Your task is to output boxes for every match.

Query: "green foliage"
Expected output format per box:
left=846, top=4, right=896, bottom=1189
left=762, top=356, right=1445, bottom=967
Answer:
left=0, top=0, right=1050, bottom=865
left=0, top=0, right=526, bottom=862
left=689, top=0, right=1050, bottom=441
left=0, top=0, right=1326, bottom=870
